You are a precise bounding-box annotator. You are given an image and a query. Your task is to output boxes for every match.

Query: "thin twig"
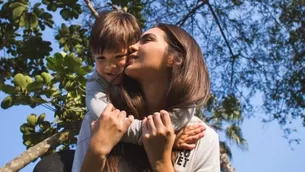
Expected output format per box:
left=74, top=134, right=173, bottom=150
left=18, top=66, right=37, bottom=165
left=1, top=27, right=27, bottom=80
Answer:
left=84, top=0, right=98, bottom=18
left=206, top=1, right=236, bottom=89
left=176, top=2, right=206, bottom=27
left=41, top=104, right=56, bottom=112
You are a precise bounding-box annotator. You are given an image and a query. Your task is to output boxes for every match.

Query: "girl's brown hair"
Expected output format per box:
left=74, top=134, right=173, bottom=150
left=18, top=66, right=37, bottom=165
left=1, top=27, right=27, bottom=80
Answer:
left=90, top=10, right=142, bottom=55
left=89, top=10, right=144, bottom=172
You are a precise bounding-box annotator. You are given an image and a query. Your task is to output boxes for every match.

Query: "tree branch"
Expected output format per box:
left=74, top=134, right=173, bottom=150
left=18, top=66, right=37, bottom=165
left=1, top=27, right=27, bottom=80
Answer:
left=0, top=131, right=71, bottom=172
left=84, top=0, right=98, bottom=18
left=206, top=1, right=236, bottom=88
left=220, top=153, right=236, bottom=172
left=176, top=1, right=206, bottom=27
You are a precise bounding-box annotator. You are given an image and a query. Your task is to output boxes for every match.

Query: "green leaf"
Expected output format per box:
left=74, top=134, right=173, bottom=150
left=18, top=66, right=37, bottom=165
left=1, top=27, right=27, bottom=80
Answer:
left=27, top=114, right=37, bottom=126
left=40, top=121, right=51, bottom=131
left=63, top=44, right=69, bottom=52
left=13, top=73, right=27, bottom=90
left=71, top=9, right=79, bottom=18
left=27, top=81, right=44, bottom=91
left=35, top=75, right=44, bottom=83
left=33, top=2, right=41, bottom=9
left=59, top=37, right=66, bottom=45
left=54, top=52, right=65, bottom=64
left=0, top=84, right=16, bottom=94
left=42, top=0, right=50, bottom=5
left=20, top=123, right=34, bottom=135
left=69, top=25, right=77, bottom=33
left=41, top=72, right=52, bottom=85
left=46, top=57, right=57, bottom=71
left=1, top=96, right=13, bottom=109
left=29, top=13, right=38, bottom=28
left=44, top=20, right=54, bottom=28
left=65, top=53, right=82, bottom=66
left=59, top=24, right=70, bottom=36
left=74, top=67, right=86, bottom=75
left=37, top=113, right=46, bottom=124
left=60, top=8, right=71, bottom=20
left=47, top=3, right=57, bottom=11
left=51, top=89, right=61, bottom=97
left=24, top=13, right=31, bottom=29
left=24, top=140, right=32, bottom=146
left=64, top=80, right=74, bottom=90
left=18, top=0, right=28, bottom=4
left=12, top=6, right=26, bottom=21
left=9, top=2, right=26, bottom=9
left=25, top=75, right=33, bottom=84
left=19, top=14, right=25, bottom=27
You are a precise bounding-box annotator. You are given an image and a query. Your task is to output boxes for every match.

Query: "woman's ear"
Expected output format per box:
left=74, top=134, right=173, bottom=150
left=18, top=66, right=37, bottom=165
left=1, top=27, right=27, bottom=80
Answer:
left=168, top=55, right=183, bottom=67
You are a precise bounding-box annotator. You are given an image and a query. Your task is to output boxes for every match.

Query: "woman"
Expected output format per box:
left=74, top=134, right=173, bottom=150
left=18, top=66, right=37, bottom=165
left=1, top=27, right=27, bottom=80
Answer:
left=82, top=23, right=220, bottom=172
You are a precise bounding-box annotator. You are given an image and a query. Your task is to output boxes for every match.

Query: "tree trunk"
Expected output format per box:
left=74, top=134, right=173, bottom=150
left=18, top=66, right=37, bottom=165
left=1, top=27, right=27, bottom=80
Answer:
left=220, top=153, right=235, bottom=172
left=0, top=131, right=70, bottom=172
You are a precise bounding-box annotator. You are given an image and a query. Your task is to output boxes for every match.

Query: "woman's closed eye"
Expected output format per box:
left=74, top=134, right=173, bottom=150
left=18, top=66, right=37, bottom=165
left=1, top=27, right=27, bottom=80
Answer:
left=140, top=34, right=155, bottom=44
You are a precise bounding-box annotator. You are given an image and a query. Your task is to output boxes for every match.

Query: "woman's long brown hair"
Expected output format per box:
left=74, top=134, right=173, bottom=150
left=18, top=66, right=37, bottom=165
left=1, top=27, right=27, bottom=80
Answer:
left=106, top=23, right=210, bottom=171
left=110, top=23, right=210, bottom=117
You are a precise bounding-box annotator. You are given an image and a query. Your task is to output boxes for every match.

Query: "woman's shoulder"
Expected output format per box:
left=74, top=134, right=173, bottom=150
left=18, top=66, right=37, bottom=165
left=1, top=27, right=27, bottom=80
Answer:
left=189, top=116, right=219, bottom=141
left=173, top=116, right=220, bottom=171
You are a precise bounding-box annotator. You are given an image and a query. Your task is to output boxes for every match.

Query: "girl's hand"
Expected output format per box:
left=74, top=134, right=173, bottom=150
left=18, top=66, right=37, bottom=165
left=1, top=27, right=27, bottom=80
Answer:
left=141, top=110, right=175, bottom=171
left=89, top=103, right=134, bottom=157
left=174, top=123, right=206, bottom=150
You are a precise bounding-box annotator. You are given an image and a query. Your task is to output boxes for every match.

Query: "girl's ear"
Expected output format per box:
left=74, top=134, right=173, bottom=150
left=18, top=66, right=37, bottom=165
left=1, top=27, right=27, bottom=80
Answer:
left=168, top=55, right=183, bottom=67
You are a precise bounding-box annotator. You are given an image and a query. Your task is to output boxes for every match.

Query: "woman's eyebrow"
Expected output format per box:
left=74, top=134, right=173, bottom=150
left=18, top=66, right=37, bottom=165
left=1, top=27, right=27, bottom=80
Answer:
left=141, top=33, right=157, bottom=39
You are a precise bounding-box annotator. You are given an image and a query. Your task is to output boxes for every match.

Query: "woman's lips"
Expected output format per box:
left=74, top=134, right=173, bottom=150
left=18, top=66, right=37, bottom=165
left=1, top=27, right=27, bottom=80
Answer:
left=127, top=54, right=139, bottom=65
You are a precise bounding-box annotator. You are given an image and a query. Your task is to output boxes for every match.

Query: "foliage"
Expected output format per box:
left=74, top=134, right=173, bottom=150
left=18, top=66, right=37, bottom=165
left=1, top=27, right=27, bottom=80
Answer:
left=0, top=0, right=148, bottom=159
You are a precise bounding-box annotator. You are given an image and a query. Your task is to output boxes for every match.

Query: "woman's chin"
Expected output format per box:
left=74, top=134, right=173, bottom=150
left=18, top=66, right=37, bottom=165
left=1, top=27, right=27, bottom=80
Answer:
left=124, top=67, right=134, bottom=77
left=124, top=66, right=141, bottom=79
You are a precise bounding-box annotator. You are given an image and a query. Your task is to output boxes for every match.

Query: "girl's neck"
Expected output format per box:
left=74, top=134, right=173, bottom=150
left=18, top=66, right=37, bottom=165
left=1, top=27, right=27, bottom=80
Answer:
left=141, top=79, right=169, bottom=115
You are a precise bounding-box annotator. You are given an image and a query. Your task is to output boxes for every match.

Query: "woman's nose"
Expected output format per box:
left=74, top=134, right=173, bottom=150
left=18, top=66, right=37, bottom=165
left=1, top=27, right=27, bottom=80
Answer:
left=128, top=42, right=139, bottom=54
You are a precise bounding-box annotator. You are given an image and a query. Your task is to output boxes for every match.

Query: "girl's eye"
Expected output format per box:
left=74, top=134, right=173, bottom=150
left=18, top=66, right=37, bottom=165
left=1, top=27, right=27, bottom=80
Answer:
left=96, top=57, right=105, bottom=62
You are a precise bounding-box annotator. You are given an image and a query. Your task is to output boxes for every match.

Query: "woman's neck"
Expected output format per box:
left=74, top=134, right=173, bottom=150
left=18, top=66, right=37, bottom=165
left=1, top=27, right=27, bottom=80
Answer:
left=141, top=79, right=169, bottom=115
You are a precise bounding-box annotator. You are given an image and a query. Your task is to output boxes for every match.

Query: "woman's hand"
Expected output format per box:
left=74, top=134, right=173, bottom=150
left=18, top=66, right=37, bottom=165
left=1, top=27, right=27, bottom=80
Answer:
left=81, top=104, right=134, bottom=172
left=174, top=123, right=206, bottom=150
left=89, top=103, right=134, bottom=157
left=141, top=110, right=175, bottom=172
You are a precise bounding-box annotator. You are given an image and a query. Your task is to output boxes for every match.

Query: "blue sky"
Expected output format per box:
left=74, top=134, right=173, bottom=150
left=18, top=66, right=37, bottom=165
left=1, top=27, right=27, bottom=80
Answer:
left=0, top=103, right=304, bottom=172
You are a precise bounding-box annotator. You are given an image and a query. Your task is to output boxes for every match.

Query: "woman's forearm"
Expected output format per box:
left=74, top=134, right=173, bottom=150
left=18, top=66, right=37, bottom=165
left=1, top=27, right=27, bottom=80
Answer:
left=152, top=159, right=175, bottom=172
left=81, top=149, right=107, bottom=172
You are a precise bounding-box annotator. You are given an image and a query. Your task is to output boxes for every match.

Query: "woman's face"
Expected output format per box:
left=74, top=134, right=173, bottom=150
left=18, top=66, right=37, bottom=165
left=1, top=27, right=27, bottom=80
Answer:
left=125, top=27, right=170, bottom=81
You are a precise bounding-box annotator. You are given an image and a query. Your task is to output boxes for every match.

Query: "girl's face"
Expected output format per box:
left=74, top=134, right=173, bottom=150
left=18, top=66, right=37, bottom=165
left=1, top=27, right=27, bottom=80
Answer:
left=93, top=50, right=127, bottom=84
left=125, top=27, right=170, bottom=81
